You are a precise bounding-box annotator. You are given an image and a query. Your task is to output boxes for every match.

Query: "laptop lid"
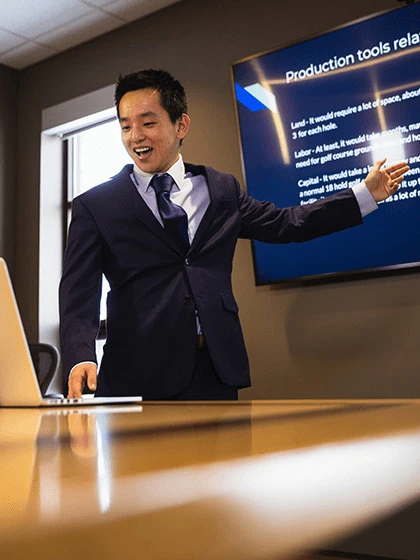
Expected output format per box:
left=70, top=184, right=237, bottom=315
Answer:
left=0, top=258, right=45, bottom=406
left=0, top=258, right=142, bottom=407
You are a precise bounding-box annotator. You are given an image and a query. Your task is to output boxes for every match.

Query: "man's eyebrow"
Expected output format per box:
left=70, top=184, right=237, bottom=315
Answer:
left=119, top=111, right=159, bottom=122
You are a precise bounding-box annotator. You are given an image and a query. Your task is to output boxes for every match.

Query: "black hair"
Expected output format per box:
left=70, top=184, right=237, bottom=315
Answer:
left=115, top=69, right=188, bottom=123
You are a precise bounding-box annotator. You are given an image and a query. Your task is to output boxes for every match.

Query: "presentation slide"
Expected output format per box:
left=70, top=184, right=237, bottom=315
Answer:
left=232, top=2, right=420, bottom=284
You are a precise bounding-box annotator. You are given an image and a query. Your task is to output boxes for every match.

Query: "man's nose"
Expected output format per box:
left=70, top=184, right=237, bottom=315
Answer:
left=130, top=125, right=145, bottom=142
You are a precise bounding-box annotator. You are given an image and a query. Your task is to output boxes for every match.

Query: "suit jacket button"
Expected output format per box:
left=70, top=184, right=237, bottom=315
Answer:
left=185, top=258, right=190, bottom=266
left=183, top=296, right=191, bottom=305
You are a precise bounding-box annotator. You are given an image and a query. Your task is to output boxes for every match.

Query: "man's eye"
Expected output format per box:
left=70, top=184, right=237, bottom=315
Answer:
left=144, top=122, right=156, bottom=127
left=121, top=126, right=130, bottom=132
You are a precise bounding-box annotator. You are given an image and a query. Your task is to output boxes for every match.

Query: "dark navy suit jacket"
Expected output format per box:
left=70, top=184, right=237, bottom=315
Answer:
left=59, top=163, right=363, bottom=398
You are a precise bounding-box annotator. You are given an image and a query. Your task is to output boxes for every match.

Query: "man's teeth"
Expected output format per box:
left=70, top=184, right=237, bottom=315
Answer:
left=135, top=148, right=152, bottom=155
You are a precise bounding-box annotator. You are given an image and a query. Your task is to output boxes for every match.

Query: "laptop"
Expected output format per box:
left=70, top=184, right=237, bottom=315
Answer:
left=0, top=257, right=142, bottom=407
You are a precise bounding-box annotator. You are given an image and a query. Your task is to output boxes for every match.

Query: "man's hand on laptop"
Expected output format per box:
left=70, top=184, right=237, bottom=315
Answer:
left=68, top=362, right=97, bottom=398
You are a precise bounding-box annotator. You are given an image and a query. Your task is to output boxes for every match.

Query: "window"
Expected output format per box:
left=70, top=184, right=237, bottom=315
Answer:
left=65, top=118, right=130, bottom=329
left=40, top=85, right=116, bottom=355
left=70, top=119, right=128, bottom=198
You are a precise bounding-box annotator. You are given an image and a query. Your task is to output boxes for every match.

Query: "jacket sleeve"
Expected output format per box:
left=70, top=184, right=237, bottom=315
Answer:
left=236, top=180, right=363, bottom=243
left=59, top=196, right=103, bottom=379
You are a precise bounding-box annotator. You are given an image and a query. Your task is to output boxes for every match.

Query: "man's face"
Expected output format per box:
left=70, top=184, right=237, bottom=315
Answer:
left=118, top=88, right=190, bottom=174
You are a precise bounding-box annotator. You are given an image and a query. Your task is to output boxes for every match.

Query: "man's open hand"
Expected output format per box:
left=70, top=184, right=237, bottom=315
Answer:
left=365, top=158, right=410, bottom=202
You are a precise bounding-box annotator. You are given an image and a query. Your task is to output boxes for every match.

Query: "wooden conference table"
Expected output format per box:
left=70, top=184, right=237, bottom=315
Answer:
left=1, top=399, right=420, bottom=559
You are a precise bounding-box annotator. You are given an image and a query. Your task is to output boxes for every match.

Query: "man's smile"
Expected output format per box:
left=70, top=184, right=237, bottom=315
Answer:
left=134, top=147, right=153, bottom=159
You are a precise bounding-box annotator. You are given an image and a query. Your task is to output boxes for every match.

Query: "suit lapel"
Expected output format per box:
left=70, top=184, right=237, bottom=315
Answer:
left=188, top=165, right=222, bottom=253
left=112, top=165, right=185, bottom=254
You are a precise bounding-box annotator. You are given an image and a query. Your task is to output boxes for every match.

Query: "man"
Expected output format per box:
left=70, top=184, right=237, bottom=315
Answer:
left=59, top=69, right=408, bottom=401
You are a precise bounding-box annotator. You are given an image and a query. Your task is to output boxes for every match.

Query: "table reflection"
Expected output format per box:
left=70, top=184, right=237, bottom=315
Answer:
left=1, top=400, right=420, bottom=560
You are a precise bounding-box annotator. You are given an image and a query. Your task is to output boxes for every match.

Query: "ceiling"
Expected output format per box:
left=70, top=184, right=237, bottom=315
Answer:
left=0, top=0, right=182, bottom=70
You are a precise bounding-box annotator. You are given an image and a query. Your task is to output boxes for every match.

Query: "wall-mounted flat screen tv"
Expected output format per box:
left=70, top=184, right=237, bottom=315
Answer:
left=231, top=2, right=420, bottom=285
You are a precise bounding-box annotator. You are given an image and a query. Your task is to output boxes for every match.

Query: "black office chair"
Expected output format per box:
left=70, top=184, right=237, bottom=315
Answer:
left=28, top=342, right=60, bottom=397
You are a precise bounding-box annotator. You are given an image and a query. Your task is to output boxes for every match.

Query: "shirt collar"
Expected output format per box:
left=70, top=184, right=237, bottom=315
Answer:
left=133, top=155, right=185, bottom=194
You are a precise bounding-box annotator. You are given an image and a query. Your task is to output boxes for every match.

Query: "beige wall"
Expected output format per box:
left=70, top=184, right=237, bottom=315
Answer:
left=10, top=0, right=420, bottom=398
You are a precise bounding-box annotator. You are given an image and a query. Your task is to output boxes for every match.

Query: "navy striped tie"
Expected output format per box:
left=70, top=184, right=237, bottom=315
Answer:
left=150, top=173, right=189, bottom=252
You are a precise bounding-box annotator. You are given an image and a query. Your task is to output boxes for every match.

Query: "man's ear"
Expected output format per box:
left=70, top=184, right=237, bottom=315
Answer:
left=176, top=113, right=191, bottom=140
